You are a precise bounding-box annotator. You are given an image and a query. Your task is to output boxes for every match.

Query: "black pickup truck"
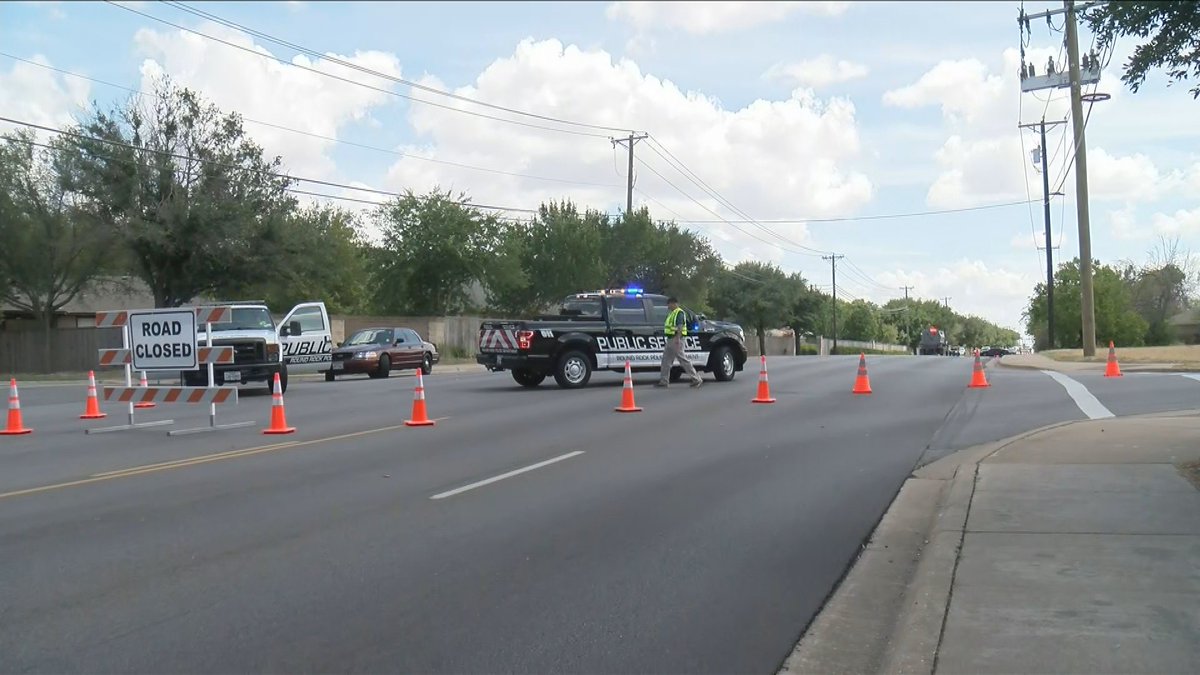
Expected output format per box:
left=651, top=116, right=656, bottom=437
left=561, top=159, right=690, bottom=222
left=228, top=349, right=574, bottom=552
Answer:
left=476, top=289, right=749, bottom=389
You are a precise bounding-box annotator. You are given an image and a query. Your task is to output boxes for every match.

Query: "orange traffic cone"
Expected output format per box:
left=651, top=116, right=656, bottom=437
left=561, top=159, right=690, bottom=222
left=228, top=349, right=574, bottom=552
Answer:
left=135, top=370, right=156, bottom=409
left=262, top=372, right=296, bottom=434
left=852, top=353, right=873, bottom=395
left=969, top=349, right=990, bottom=388
left=2, top=379, right=32, bottom=435
left=615, top=360, right=643, bottom=412
left=752, top=355, right=776, bottom=403
left=80, top=370, right=106, bottom=420
left=1104, top=341, right=1123, bottom=378
left=405, top=369, right=436, bottom=427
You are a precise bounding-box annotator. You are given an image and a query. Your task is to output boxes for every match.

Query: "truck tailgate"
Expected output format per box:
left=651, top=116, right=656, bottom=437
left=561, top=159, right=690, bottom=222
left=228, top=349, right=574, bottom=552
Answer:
left=479, top=321, right=523, bottom=353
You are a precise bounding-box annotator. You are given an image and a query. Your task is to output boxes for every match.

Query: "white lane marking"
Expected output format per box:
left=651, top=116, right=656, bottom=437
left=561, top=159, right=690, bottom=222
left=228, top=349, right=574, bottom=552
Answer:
left=1180, top=374, right=1200, bottom=383
left=1042, top=370, right=1114, bottom=420
left=430, top=451, right=585, bottom=500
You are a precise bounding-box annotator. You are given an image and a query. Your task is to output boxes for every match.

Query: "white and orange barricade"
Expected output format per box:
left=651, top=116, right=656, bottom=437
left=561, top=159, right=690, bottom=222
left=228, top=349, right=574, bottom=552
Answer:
left=87, top=305, right=252, bottom=435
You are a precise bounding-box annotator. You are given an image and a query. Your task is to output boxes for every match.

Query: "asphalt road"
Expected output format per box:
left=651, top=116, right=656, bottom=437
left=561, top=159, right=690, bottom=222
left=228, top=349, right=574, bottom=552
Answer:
left=1, top=355, right=1195, bottom=673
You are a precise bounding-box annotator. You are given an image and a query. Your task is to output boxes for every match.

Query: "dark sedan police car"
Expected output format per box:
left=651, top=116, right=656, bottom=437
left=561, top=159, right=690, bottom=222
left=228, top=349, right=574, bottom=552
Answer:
left=326, top=327, right=439, bottom=381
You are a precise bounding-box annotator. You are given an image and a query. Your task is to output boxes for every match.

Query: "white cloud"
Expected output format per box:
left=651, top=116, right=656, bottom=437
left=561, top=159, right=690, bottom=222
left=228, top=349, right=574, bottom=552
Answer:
left=1152, top=207, right=1200, bottom=236
left=883, top=57, right=1010, bottom=131
left=763, top=55, right=868, bottom=88
left=606, top=1, right=849, bottom=35
left=1087, top=148, right=1167, bottom=202
left=885, top=42, right=1200, bottom=215
left=385, top=38, right=873, bottom=261
left=883, top=48, right=1056, bottom=208
left=0, top=55, right=91, bottom=135
left=1107, top=204, right=1200, bottom=241
left=1108, top=204, right=1141, bottom=240
left=132, top=21, right=401, bottom=180
left=875, top=260, right=1038, bottom=331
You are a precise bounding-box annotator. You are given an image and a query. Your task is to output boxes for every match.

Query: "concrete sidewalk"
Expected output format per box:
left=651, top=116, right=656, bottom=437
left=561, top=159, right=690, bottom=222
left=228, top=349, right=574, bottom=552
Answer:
left=782, top=412, right=1200, bottom=675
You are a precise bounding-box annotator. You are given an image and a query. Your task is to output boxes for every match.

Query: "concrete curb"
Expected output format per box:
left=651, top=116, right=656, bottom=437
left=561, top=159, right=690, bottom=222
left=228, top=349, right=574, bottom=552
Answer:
left=995, top=358, right=1190, bottom=374
left=778, top=418, right=1090, bottom=675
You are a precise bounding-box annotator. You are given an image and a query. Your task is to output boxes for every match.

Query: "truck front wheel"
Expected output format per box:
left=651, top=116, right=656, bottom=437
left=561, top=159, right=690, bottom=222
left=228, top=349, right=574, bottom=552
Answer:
left=266, top=364, right=288, bottom=394
left=711, top=345, right=736, bottom=382
left=553, top=350, right=592, bottom=389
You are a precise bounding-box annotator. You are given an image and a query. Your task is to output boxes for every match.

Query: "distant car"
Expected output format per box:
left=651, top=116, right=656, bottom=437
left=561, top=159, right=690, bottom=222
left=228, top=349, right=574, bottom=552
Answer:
left=980, top=347, right=1014, bottom=357
left=326, top=327, right=439, bottom=380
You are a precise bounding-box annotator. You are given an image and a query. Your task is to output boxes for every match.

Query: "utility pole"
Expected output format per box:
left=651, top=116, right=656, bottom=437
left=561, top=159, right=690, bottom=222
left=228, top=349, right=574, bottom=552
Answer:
left=900, top=285, right=915, bottom=347
left=1064, top=0, right=1096, bottom=356
left=943, top=297, right=952, bottom=309
left=1018, top=0, right=1104, bottom=356
left=823, top=254, right=844, bottom=353
left=611, top=132, right=649, bottom=216
left=1019, top=118, right=1067, bottom=348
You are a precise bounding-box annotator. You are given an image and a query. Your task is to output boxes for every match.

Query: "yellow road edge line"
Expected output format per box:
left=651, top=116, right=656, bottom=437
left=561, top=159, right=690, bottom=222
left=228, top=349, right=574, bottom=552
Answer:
left=89, top=441, right=300, bottom=477
left=0, top=417, right=451, bottom=502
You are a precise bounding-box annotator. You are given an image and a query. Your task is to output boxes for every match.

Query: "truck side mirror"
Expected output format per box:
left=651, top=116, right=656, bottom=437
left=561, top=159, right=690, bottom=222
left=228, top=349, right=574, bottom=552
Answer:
left=289, top=320, right=302, bottom=336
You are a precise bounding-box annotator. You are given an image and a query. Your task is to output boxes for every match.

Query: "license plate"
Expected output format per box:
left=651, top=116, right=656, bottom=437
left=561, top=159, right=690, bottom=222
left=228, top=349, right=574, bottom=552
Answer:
left=332, top=361, right=344, bottom=371
left=223, top=371, right=241, bottom=383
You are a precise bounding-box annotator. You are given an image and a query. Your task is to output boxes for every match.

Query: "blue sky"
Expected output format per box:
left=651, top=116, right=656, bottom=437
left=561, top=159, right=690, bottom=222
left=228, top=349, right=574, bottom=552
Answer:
left=2, top=1, right=1197, bottom=334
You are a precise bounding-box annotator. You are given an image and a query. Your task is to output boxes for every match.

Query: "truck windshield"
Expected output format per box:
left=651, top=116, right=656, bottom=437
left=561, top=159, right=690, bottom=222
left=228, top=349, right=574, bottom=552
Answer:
left=558, top=298, right=602, bottom=318
left=211, top=308, right=275, bottom=331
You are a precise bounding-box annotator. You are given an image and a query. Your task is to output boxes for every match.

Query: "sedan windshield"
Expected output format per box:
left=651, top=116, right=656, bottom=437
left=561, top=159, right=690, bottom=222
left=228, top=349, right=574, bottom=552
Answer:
left=345, top=329, right=391, bottom=346
left=212, top=308, right=274, bottom=331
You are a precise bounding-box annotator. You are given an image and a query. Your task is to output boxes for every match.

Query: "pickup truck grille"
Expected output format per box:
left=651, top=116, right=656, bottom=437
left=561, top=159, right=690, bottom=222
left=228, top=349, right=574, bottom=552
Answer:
left=213, top=339, right=266, bottom=364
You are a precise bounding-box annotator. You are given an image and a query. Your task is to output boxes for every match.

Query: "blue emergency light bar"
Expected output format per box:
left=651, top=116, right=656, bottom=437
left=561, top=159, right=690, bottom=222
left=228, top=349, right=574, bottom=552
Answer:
left=624, top=287, right=644, bottom=294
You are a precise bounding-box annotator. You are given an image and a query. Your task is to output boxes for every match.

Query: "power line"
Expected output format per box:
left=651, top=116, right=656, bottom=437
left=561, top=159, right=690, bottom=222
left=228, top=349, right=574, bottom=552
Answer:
left=638, top=135, right=913, bottom=292
left=0, top=52, right=624, bottom=190
left=0, top=115, right=541, bottom=214
left=842, top=259, right=894, bottom=292
left=631, top=154, right=825, bottom=258
left=642, top=135, right=831, bottom=255
left=161, top=0, right=637, bottom=135
left=665, top=198, right=1043, bottom=225
left=102, top=1, right=617, bottom=140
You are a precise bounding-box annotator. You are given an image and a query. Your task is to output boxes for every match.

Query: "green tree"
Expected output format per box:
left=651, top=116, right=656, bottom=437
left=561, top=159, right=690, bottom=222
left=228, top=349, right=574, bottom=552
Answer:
left=1026, top=258, right=1149, bottom=348
left=372, top=188, right=506, bottom=315
left=655, top=223, right=724, bottom=311
left=0, top=130, right=116, bottom=333
left=600, top=207, right=665, bottom=289
left=841, top=300, right=881, bottom=341
left=709, top=261, right=799, bottom=354
left=1083, top=1, right=1200, bottom=99
left=1124, top=237, right=1195, bottom=344
left=72, top=79, right=295, bottom=307
left=787, top=279, right=825, bottom=339
left=485, top=201, right=608, bottom=315
left=242, top=204, right=369, bottom=314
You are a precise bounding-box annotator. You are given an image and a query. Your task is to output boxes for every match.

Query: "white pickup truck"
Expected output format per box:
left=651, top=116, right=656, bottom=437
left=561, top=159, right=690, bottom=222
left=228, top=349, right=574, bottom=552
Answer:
left=182, top=301, right=332, bottom=394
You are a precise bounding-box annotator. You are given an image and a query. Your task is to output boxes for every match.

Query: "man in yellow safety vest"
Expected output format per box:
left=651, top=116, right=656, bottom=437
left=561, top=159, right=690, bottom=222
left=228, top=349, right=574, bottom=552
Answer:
left=656, top=297, right=702, bottom=388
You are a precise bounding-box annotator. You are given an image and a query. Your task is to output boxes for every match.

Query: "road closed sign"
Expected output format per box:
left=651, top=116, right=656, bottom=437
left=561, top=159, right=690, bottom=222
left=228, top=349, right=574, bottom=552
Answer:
left=129, top=310, right=198, bottom=371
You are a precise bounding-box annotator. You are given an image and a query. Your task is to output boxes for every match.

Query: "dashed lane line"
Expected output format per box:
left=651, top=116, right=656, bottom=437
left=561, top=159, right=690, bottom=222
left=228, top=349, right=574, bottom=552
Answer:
left=430, top=451, right=586, bottom=500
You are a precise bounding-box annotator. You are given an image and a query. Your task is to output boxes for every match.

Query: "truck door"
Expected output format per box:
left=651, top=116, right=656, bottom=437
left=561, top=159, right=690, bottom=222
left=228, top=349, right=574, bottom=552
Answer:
left=279, top=302, right=332, bottom=374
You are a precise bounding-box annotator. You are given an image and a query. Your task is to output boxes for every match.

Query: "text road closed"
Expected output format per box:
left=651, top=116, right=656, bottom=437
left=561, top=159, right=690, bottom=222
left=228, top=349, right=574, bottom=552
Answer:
left=129, top=310, right=197, bottom=371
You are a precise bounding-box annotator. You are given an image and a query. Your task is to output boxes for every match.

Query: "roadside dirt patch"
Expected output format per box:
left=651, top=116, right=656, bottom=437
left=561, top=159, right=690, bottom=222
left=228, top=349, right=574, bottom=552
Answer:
left=1045, top=345, right=1200, bottom=369
left=1178, top=461, right=1200, bottom=491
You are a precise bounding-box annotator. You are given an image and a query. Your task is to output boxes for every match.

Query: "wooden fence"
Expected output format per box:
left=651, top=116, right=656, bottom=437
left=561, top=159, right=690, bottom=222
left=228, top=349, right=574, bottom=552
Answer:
left=0, top=327, right=124, bottom=374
